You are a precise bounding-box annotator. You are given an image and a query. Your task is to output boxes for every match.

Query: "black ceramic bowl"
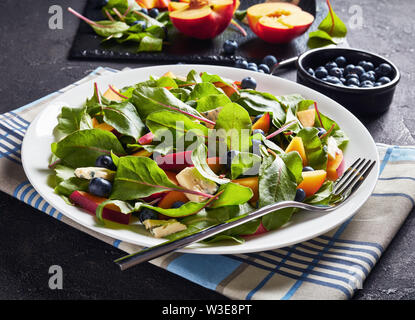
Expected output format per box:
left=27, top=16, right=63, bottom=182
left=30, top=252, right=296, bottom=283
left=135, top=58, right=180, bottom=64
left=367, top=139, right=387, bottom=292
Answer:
left=296, top=47, right=400, bottom=118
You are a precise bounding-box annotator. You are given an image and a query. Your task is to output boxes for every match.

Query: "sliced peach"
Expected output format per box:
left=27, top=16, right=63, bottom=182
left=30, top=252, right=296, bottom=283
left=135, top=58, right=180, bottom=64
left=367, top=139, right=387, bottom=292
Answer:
left=247, top=2, right=314, bottom=43
left=92, top=117, right=115, bottom=132
left=247, top=2, right=301, bottom=34
left=158, top=190, right=189, bottom=209
left=136, top=0, right=158, bottom=9
left=285, top=137, right=307, bottom=166
left=297, top=170, right=327, bottom=197
left=169, top=0, right=236, bottom=39
left=232, top=176, right=258, bottom=203
left=164, top=170, right=179, bottom=185
left=207, top=157, right=225, bottom=175
left=327, top=149, right=344, bottom=181
left=162, top=71, right=176, bottom=79
left=221, top=84, right=239, bottom=98
left=103, top=87, right=123, bottom=102
left=297, top=109, right=316, bottom=128
left=252, top=113, right=271, bottom=134
left=69, top=191, right=130, bottom=225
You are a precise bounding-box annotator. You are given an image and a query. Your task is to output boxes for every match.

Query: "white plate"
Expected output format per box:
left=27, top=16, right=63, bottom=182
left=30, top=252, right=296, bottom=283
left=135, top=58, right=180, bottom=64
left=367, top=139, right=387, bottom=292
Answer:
left=21, top=64, right=379, bottom=255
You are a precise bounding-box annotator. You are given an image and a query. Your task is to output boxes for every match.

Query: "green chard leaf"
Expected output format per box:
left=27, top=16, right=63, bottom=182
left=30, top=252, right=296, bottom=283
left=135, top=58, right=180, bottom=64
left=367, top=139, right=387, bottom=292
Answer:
left=307, top=0, right=347, bottom=48
left=56, top=106, right=93, bottom=137
left=136, top=182, right=253, bottom=218
left=137, top=36, right=163, bottom=52
left=296, top=127, right=328, bottom=170
left=110, top=156, right=181, bottom=201
left=259, top=150, right=298, bottom=231
left=191, top=142, right=230, bottom=184
left=214, top=102, right=252, bottom=152
left=132, top=86, right=202, bottom=120
left=91, top=21, right=130, bottom=38
left=233, top=90, right=286, bottom=126
left=51, top=129, right=126, bottom=168
left=101, top=101, right=146, bottom=140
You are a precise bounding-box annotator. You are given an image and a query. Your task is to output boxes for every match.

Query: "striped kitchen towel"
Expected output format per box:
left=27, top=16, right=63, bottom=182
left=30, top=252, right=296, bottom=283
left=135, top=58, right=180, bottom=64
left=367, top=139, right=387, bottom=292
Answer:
left=2, top=67, right=415, bottom=300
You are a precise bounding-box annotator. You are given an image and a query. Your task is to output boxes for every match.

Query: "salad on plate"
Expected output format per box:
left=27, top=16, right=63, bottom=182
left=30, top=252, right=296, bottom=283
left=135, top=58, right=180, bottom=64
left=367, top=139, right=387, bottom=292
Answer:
left=48, top=70, right=348, bottom=244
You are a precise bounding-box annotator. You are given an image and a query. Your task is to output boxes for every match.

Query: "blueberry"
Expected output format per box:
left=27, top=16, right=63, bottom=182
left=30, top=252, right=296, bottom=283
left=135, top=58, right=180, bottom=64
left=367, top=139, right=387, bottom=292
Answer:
left=346, top=77, right=360, bottom=87
left=325, top=61, right=337, bottom=70
left=360, top=80, right=374, bottom=88
left=131, top=20, right=147, bottom=30
left=340, top=77, right=346, bottom=84
left=374, top=82, right=383, bottom=87
left=171, top=201, right=185, bottom=209
left=329, top=67, right=342, bottom=78
left=258, top=69, right=265, bottom=73
left=335, top=56, right=347, bottom=67
left=363, top=61, right=374, bottom=71
left=325, top=76, right=342, bottom=85
left=294, top=189, right=306, bottom=202
left=317, top=127, right=327, bottom=137
left=138, top=208, right=158, bottom=223
left=315, top=66, right=328, bottom=79
left=223, top=40, right=238, bottom=55
left=247, top=62, right=258, bottom=71
left=360, top=72, right=375, bottom=82
left=358, top=61, right=367, bottom=68
left=241, top=76, right=257, bottom=90
left=226, top=150, right=240, bottom=170
left=95, top=155, right=117, bottom=171
left=345, top=73, right=359, bottom=80
left=235, top=59, right=248, bottom=69
left=378, top=63, right=392, bottom=76
left=344, top=64, right=355, bottom=75
left=89, top=178, right=112, bottom=198
left=262, top=55, right=278, bottom=68
left=258, top=64, right=270, bottom=74
left=140, top=8, right=148, bottom=15
left=307, top=68, right=315, bottom=76
left=353, top=66, right=365, bottom=76
left=378, top=76, right=391, bottom=84
left=253, top=129, right=265, bottom=136
left=148, top=8, right=159, bottom=18
left=348, top=85, right=359, bottom=88
left=252, top=114, right=263, bottom=124
left=302, top=166, right=314, bottom=172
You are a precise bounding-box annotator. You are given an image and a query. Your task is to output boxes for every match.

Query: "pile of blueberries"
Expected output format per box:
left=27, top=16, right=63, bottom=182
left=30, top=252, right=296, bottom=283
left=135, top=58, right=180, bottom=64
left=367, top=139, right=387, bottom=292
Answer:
left=308, top=56, right=394, bottom=88
left=223, top=40, right=279, bottom=75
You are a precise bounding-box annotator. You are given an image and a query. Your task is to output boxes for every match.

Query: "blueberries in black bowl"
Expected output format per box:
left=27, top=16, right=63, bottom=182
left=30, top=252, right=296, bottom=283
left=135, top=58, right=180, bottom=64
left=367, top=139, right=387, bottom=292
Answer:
left=305, top=55, right=395, bottom=90
left=296, top=47, right=400, bottom=117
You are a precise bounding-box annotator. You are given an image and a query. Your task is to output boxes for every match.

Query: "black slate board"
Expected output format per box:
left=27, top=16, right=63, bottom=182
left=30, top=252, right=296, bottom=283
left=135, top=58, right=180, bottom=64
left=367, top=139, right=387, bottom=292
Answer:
left=69, top=0, right=318, bottom=65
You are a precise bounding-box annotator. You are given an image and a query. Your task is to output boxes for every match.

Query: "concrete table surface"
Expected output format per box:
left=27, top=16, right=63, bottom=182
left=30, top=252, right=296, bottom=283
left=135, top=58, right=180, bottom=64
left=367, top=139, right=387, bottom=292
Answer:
left=0, top=0, right=414, bottom=299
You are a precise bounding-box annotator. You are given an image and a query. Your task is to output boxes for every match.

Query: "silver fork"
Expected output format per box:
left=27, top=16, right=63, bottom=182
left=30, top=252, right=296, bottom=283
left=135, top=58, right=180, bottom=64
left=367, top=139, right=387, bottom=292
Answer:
left=115, top=158, right=376, bottom=271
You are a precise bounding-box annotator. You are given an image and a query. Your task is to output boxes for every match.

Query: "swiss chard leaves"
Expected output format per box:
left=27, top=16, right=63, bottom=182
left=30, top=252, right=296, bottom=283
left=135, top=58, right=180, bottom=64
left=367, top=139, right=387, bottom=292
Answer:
left=259, top=151, right=298, bottom=231
left=214, top=103, right=252, bottom=152
left=102, top=101, right=145, bottom=140
left=110, top=156, right=181, bottom=200
left=307, top=0, right=347, bottom=48
left=51, top=129, right=126, bottom=168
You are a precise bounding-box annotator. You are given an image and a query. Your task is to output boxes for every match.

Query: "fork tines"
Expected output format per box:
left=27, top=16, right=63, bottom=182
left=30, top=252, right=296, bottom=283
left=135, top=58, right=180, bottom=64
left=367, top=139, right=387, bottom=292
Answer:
left=333, top=158, right=376, bottom=197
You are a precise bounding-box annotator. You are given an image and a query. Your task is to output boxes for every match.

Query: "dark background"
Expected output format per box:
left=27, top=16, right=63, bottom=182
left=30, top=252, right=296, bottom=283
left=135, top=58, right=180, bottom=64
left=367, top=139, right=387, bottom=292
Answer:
left=0, top=0, right=414, bottom=299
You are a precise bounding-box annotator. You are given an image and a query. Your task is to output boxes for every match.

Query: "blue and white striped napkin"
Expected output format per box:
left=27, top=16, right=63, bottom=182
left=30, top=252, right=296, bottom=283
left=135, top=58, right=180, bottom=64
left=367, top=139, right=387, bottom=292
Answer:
left=2, top=67, right=414, bottom=300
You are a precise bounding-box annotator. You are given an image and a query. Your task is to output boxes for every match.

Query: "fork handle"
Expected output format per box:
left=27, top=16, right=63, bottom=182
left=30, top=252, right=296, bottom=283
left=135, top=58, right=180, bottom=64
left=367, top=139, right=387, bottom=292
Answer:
left=115, top=201, right=325, bottom=270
